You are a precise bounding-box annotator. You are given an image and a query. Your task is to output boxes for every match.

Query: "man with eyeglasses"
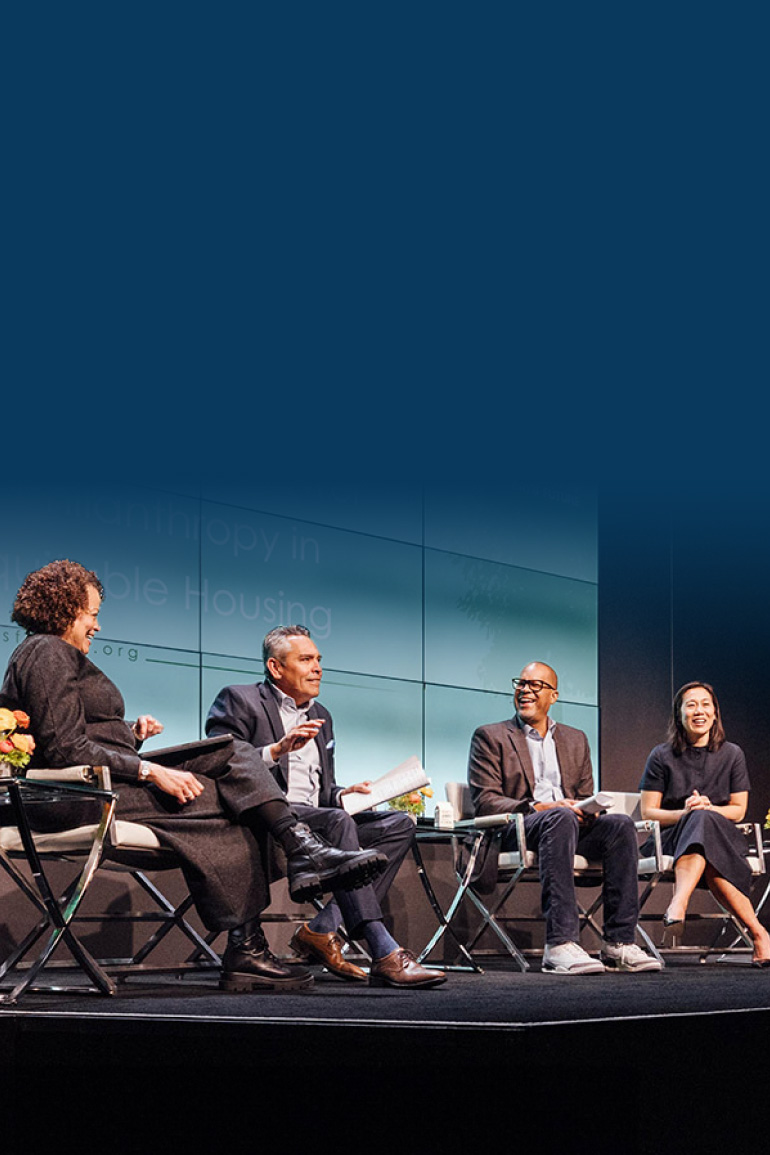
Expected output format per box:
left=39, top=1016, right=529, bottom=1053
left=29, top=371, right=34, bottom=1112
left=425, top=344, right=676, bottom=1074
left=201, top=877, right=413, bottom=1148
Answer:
left=468, top=661, right=661, bottom=974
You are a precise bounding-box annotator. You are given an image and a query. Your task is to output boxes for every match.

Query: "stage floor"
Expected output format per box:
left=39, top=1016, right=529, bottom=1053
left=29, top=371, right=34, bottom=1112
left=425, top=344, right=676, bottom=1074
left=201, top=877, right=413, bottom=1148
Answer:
left=1, top=954, right=769, bottom=1026
left=2, top=960, right=767, bottom=1155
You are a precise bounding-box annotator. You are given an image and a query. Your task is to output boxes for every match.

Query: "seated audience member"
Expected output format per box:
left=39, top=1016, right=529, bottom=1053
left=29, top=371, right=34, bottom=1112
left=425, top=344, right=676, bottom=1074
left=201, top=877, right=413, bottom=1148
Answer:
left=0, top=560, right=387, bottom=992
left=640, top=680, right=770, bottom=966
left=468, top=660, right=661, bottom=974
left=206, top=625, right=447, bottom=989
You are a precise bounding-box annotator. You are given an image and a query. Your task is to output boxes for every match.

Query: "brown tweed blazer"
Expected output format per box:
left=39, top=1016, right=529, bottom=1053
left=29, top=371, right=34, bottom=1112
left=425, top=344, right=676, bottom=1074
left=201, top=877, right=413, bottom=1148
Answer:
left=468, top=715, right=595, bottom=816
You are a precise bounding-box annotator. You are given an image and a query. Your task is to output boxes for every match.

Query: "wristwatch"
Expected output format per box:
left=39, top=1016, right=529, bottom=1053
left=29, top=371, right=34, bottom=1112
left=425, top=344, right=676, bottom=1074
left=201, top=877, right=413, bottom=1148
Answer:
left=138, top=761, right=152, bottom=782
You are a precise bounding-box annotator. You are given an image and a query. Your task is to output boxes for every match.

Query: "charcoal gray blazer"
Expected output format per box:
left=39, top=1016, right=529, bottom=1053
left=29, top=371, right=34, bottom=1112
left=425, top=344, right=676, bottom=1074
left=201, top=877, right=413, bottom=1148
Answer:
left=206, top=680, right=342, bottom=809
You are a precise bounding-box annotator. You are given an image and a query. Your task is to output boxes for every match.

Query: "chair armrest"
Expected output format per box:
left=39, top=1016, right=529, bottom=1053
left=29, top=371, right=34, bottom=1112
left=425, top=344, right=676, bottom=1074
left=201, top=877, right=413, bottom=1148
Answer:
left=27, top=766, right=101, bottom=785
left=635, top=818, right=663, bottom=871
left=454, top=812, right=528, bottom=850
left=471, top=813, right=518, bottom=829
left=13, top=767, right=118, bottom=845
left=737, top=822, right=765, bottom=874
left=469, top=812, right=528, bottom=855
left=26, top=766, right=113, bottom=793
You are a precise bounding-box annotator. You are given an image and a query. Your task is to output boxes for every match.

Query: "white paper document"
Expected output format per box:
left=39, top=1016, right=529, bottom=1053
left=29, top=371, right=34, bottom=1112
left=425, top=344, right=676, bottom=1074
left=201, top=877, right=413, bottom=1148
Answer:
left=341, top=755, right=430, bottom=815
left=574, top=791, right=614, bottom=815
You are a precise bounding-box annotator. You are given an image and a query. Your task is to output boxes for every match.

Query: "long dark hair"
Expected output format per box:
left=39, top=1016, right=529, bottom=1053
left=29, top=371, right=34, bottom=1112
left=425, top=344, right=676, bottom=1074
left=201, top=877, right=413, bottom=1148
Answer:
left=668, top=681, right=725, bottom=755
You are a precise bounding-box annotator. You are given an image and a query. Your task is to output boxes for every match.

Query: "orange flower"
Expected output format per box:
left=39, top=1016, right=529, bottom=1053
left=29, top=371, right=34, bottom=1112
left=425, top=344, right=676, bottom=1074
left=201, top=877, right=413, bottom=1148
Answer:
left=11, top=733, right=35, bottom=755
left=0, top=707, right=17, bottom=734
left=13, top=710, right=31, bottom=730
left=0, top=739, right=13, bottom=754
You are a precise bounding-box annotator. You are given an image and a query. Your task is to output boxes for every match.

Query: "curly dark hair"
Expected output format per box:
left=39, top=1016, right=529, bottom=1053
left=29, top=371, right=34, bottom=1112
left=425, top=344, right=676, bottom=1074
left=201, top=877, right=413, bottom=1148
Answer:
left=11, top=560, right=105, bottom=636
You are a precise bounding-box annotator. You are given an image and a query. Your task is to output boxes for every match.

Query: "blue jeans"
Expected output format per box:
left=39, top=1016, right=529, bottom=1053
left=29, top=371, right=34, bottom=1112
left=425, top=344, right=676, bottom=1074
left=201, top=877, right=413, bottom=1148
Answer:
left=503, top=808, right=640, bottom=946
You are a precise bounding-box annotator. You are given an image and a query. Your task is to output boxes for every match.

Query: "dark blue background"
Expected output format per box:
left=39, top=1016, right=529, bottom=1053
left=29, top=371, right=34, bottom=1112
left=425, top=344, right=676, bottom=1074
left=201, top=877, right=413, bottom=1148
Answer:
left=5, top=4, right=767, bottom=491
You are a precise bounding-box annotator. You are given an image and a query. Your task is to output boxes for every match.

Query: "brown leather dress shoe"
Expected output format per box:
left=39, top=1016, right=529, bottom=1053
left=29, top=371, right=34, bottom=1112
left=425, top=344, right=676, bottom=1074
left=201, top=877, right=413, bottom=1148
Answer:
left=290, top=923, right=368, bottom=981
left=369, top=947, right=447, bottom=989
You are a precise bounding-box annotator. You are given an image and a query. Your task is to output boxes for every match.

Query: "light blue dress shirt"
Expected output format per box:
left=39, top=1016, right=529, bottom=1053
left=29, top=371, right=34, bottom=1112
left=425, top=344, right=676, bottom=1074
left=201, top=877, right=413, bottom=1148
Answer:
left=261, top=684, right=322, bottom=806
left=520, top=715, right=565, bottom=804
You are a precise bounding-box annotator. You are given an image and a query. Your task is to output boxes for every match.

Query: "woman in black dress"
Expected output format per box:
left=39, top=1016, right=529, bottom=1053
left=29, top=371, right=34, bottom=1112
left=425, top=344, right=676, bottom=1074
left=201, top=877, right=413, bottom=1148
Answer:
left=0, top=560, right=384, bottom=990
left=640, top=681, right=770, bottom=966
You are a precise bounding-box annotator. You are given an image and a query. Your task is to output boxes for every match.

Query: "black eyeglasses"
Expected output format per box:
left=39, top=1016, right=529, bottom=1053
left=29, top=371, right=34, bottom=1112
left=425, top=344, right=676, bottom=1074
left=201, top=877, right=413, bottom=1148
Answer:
left=512, top=677, right=556, bottom=693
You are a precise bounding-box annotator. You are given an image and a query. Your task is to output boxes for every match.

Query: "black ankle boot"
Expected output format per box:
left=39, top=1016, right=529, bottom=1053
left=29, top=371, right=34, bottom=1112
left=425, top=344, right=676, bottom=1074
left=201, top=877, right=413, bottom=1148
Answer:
left=284, top=823, right=388, bottom=903
left=220, top=922, right=314, bottom=992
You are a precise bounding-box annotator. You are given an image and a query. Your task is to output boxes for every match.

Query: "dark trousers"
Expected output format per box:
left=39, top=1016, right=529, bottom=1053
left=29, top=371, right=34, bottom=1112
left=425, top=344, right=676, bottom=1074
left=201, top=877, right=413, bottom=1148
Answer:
left=504, top=808, right=640, bottom=946
left=291, top=804, right=415, bottom=936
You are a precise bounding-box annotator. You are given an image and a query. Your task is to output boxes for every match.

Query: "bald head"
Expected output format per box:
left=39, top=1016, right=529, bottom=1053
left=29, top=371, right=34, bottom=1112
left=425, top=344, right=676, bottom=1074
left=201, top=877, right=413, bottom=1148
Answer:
left=520, top=661, right=558, bottom=690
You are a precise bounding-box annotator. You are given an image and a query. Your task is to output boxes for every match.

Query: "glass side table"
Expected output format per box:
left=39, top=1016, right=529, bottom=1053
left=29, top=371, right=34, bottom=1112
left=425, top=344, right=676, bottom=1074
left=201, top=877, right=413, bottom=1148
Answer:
left=411, top=820, right=491, bottom=973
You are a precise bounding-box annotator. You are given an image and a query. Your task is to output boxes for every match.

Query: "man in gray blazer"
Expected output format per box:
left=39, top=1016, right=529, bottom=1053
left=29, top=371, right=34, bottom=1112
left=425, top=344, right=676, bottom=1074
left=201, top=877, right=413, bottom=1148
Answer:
left=206, top=625, right=446, bottom=989
left=468, top=661, right=661, bottom=974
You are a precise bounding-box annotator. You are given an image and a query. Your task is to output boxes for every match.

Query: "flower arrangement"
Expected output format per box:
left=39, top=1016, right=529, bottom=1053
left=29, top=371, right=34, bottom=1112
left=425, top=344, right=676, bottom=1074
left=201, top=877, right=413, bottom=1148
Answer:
left=388, top=785, right=434, bottom=818
left=0, top=708, right=35, bottom=774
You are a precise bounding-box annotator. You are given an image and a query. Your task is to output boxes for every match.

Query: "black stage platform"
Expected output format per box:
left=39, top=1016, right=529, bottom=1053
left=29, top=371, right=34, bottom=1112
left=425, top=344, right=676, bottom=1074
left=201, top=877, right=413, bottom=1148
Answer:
left=1, top=959, right=768, bottom=1155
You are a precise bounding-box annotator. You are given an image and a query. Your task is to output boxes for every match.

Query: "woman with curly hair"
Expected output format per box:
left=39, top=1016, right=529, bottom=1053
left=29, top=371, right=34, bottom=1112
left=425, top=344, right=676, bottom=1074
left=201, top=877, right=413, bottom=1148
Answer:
left=1, top=560, right=385, bottom=991
left=640, top=681, right=770, bottom=967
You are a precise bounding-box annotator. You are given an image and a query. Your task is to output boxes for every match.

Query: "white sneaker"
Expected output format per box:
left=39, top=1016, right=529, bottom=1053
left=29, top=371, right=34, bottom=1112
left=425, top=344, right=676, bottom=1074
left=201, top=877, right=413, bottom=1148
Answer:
left=600, top=942, right=663, bottom=973
left=542, top=941, right=605, bottom=974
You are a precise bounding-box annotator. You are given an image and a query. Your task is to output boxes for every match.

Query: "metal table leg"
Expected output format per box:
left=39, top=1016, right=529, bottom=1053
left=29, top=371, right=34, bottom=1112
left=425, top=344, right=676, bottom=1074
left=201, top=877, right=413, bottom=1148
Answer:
left=413, top=832, right=486, bottom=972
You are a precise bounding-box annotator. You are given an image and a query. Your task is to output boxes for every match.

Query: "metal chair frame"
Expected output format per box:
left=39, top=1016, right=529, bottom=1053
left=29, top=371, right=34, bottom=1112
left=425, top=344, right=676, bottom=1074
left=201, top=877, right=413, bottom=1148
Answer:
left=0, top=772, right=119, bottom=1001
left=634, top=813, right=766, bottom=963
left=442, top=784, right=663, bottom=971
left=0, top=767, right=221, bottom=1002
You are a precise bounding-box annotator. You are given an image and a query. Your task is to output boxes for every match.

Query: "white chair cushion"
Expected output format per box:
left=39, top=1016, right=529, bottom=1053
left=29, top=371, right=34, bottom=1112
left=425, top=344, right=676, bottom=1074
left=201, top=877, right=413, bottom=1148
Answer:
left=498, top=850, right=535, bottom=871
left=499, top=849, right=664, bottom=877
left=498, top=851, right=604, bottom=873
left=0, top=820, right=162, bottom=854
left=111, top=821, right=163, bottom=850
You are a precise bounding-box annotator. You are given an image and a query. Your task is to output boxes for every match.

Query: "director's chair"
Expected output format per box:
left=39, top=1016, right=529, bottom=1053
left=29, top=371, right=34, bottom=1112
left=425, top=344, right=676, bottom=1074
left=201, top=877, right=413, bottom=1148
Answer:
left=443, top=783, right=663, bottom=970
left=0, top=766, right=221, bottom=1002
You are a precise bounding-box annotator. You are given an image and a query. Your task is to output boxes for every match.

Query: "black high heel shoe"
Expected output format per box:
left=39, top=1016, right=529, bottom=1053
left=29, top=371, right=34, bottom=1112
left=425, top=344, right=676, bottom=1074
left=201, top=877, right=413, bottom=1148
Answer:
left=662, top=909, right=685, bottom=937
